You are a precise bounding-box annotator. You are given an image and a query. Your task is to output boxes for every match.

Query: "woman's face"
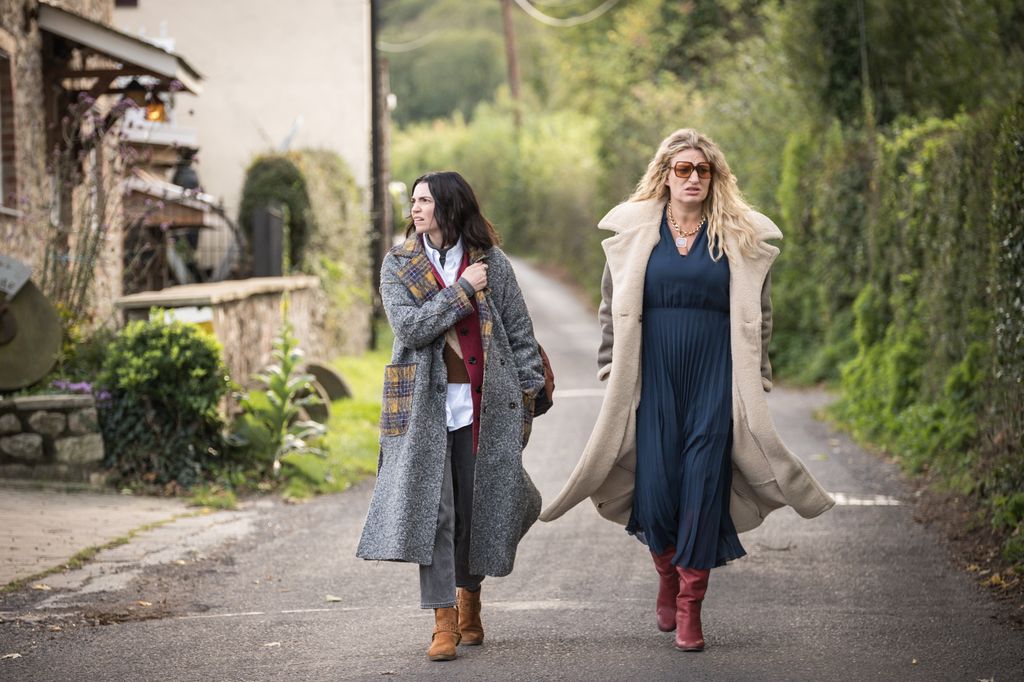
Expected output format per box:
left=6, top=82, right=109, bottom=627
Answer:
left=411, top=181, right=441, bottom=243
left=664, top=148, right=711, bottom=209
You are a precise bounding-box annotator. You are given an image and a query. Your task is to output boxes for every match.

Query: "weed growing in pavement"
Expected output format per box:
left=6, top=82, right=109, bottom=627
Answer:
left=187, top=485, right=238, bottom=511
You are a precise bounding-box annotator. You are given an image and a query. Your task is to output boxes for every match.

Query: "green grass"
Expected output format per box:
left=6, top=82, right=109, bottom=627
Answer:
left=187, top=484, right=239, bottom=510
left=278, top=323, right=392, bottom=499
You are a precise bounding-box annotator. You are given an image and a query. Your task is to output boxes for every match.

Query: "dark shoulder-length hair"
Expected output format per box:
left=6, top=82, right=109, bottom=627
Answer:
left=405, top=171, right=501, bottom=250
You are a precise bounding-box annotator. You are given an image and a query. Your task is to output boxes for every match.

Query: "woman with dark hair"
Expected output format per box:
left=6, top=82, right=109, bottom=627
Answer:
left=356, top=171, right=546, bottom=662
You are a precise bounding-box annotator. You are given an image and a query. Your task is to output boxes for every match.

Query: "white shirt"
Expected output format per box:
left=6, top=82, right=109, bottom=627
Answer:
left=422, top=235, right=474, bottom=431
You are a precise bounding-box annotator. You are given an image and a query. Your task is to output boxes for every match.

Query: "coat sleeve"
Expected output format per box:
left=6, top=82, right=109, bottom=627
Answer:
left=491, top=252, right=545, bottom=397
left=760, top=270, right=774, bottom=392
left=597, top=261, right=613, bottom=382
left=380, top=254, right=476, bottom=350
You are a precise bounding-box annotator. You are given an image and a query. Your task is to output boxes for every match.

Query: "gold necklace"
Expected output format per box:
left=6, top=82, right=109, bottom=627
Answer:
left=667, top=202, right=705, bottom=249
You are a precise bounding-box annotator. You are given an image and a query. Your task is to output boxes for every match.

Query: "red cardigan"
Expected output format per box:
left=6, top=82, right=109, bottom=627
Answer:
left=426, top=248, right=485, bottom=453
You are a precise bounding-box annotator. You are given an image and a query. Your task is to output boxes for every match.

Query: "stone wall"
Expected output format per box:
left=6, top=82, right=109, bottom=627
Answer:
left=117, top=276, right=323, bottom=390
left=0, top=394, right=105, bottom=483
left=0, top=0, right=123, bottom=327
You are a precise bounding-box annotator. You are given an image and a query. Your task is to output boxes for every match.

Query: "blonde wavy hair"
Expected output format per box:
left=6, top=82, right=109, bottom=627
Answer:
left=629, top=128, right=760, bottom=260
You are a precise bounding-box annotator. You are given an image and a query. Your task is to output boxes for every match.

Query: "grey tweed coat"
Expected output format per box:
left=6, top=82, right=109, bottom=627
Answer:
left=356, top=236, right=545, bottom=577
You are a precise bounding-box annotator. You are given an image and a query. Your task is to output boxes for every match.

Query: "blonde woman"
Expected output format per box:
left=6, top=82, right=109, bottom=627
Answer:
left=540, top=129, right=833, bottom=651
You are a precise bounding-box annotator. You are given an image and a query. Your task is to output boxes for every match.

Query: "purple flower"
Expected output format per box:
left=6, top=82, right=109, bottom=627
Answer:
left=50, top=379, right=93, bottom=394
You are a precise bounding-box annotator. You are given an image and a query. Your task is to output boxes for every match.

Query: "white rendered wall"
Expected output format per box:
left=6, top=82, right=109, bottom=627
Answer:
left=114, top=0, right=371, bottom=218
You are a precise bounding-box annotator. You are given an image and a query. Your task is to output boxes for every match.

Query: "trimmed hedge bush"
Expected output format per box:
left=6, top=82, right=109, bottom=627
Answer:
left=239, top=150, right=371, bottom=355
left=98, top=315, right=231, bottom=487
left=770, top=96, right=1024, bottom=560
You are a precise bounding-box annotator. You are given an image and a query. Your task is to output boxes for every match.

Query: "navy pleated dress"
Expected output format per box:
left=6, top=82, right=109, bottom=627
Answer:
left=625, top=211, right=747, bottom=570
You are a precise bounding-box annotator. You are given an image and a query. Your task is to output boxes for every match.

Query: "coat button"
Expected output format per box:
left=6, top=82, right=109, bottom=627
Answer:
left=508, top=401, right=516, bottom=409
left=476, top=386, right=482, bottom=394
left=469, top=356, right=477, bottom=365
left=460, top=328, right=469, bottom=336
left=499, top=358, right=506, bottom=366
left=436, top=383, right=445, bottom=394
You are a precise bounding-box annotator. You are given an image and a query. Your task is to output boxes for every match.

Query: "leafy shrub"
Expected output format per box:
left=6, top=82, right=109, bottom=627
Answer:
left=238, top=156, right=310, bottom=270
left=98, top=314, right=230, bottom=487
left=822, top=104, right=1022, bottom=565
left=238, top=150, right=370, bottom=355
left=230, top=323, right=326, bottom=479
left=391, top=101, right=604, bottom=291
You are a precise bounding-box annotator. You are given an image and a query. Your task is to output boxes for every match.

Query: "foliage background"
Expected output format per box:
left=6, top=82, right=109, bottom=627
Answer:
left=380, top=0, right=1024, bottom=563
left=238, top=150, right=372, bottom=355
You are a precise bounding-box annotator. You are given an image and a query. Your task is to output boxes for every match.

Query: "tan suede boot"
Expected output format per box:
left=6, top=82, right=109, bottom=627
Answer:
left=427, top=607, right=461, bottom=661
left=457, top=587, right=484, bottom=645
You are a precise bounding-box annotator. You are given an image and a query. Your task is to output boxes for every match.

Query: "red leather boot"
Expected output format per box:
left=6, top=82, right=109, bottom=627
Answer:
left=650, top=548, right=679, bottom=632
left=675, top=567, right=710, bottom=651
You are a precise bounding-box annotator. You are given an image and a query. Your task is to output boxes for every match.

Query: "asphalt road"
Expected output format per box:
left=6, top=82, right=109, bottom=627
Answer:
left=2, top=258, right=1022, bottom=681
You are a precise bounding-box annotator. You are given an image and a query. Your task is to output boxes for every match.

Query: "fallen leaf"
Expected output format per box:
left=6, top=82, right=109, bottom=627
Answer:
left=264, top=642, right=281, bottom=648
left=31, top=583, right=51, bottom=591
left=1, top=653, right=22, bottom=660
left=136, top=601, right=152, bottom=607
left=48, top=625, right=62, bottom=632
left=966, top=564, right=981, bottom=572
left=325, top=595, right=343, bottom=603
left=911, top=659, right=918, bottom=665
left=983, top=574, right=1005, bottom=588
left=173, top=560, right=187, bottom=566
left=811, top=454, right=829, bottom=461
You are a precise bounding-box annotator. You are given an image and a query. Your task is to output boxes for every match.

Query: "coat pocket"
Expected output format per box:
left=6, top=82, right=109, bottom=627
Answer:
left=380, top=363, right=417, bottom=437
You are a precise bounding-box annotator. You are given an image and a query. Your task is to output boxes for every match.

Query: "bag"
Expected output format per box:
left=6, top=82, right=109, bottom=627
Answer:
left=533, top=344, right=555, bottom=416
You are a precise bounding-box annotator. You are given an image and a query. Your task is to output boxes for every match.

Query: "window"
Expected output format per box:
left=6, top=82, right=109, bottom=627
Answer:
left=0, top=49, right=15, bottom=208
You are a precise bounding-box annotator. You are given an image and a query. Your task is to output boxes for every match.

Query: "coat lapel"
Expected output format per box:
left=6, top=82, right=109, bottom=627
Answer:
left=601, top=200, right=664, bottom=321
left=394, top=237, right=494, bottom=364
left=467, top=246, right=494, bottom=366
left=394, top=237, right=440, bottom=303
left=724, top=230, right=777, bottom=324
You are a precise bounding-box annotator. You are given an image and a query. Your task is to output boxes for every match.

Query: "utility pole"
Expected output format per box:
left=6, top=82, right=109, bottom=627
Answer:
left=380, top=56, right=393, bottom=257
left=500, top=0, right=522, bottom=130
left=369, top=0, right=385, bottom=346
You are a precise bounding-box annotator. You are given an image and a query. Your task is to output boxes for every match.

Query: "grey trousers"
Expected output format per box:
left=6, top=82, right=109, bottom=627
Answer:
left=419, top=424, right=484, bottom=608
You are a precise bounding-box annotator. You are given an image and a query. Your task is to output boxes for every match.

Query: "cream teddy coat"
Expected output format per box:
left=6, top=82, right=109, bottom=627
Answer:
left=539, top=199, right=834, bottom=531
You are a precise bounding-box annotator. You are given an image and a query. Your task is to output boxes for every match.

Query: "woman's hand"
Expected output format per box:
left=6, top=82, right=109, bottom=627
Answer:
left=461, top=262, right=489, bottom=293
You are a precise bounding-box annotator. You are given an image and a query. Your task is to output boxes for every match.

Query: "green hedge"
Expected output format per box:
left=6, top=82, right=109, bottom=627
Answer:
left=238, top=156, right=310, bottom=270
left=239, top=150, right=370, bottom=353
left=771, top=97, right=1024, bottom=561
